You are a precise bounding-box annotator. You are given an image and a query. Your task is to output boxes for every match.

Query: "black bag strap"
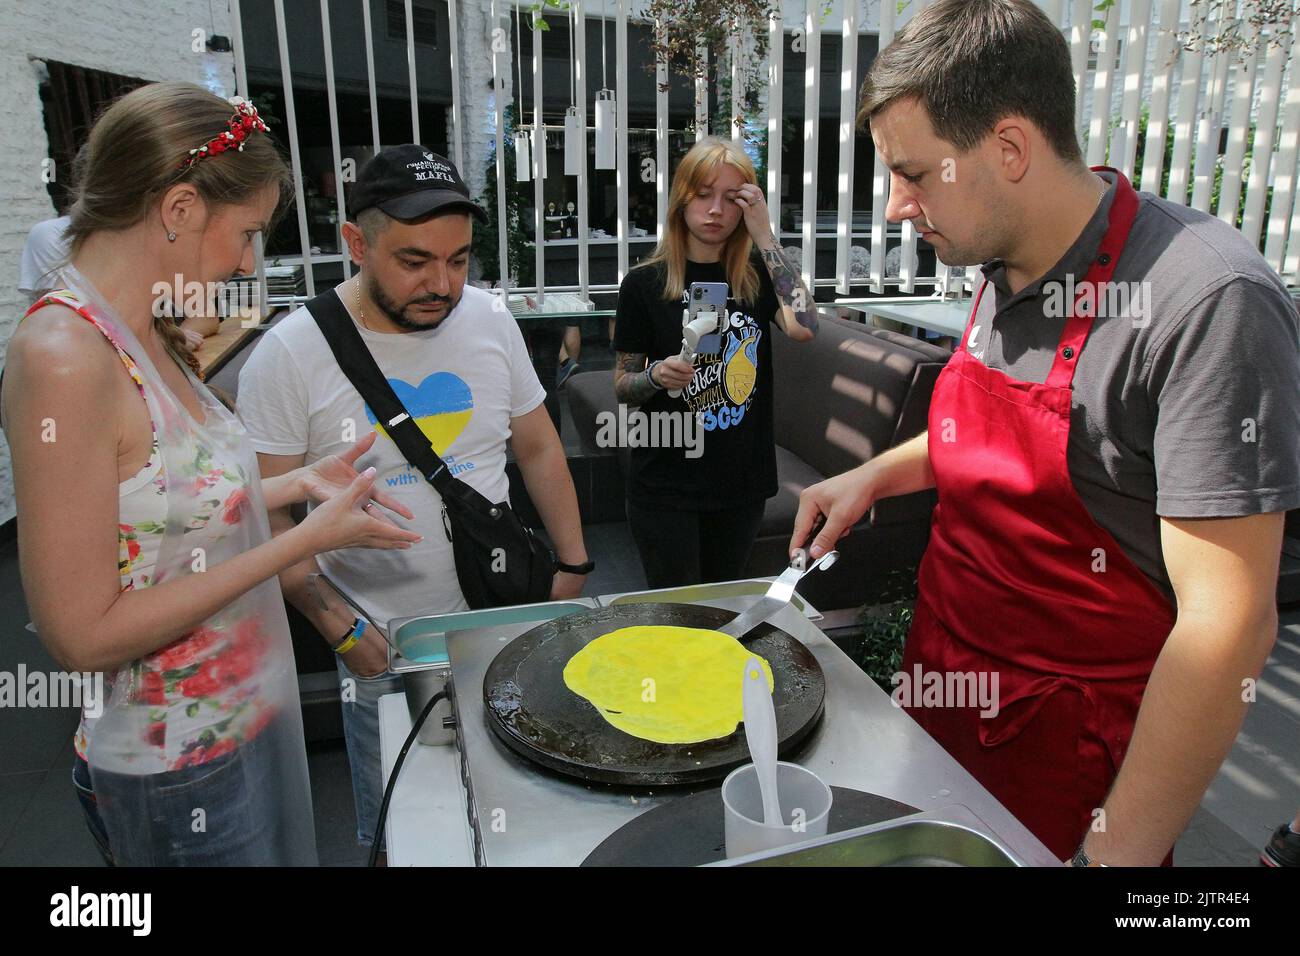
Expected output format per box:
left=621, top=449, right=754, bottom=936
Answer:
left=305, top=287, right=458, bottom=496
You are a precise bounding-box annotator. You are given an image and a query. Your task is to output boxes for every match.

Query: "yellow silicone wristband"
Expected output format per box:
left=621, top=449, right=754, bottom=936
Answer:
left=331, top=618, right=365, bottom=655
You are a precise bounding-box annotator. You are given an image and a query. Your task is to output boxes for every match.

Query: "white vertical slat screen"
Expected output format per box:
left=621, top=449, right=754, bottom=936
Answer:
left=1141, top=0, right=1181, bottom=194
left=1167, top=32, right=1204, bottom=207
left=573, top=0, right=590, bottom=299
left=272, top=0, right=315, bottom=296
left=616, top=0, right=630, bottom=282
left=799, top=0, right=821, bottom=289
left=1085, top=0, right=1117, bottom=166
left=361, top=0, right=380, bottom=154
left=320, top=0, right=350, bottom=280
left=896, top=1, right=920, bottom=293
left=446, top=1, right=463, bottom=167
left=730, top=26, right=743, bottom=142
left=766, top=9, right=784, bottom=237
left=491, top=0, right=509, bottom=299
left=1191, top=22, right=1231, bottom=212
left=695, top=41, right=709, bottom=139
left=1241, top=34, right=1290, bottom=249
left=835, top=0, right=859, bottom=295
left=242, top=0, right=1300, bottom=305
left=867, top=0, right=895, bottom=294
left=405, top=0, right=421, bottom=146
left=1069, top=0, right=1091, bottom=143
left=655, top=17, right=668, bottom=240
left=1283, top=54, right=1300, bottom=273
left=532, top=6, right=545, bottom=303
left=1264, top=29, right=1300, bottom=270
left=1218, top=19, right=1261, bottom=229
left=229, top=0, right=268, bottom=317
left=1113, top=0, right=1149, bottom=173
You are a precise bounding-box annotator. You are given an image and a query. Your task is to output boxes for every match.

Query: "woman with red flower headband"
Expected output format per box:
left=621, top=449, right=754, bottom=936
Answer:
left=0, top=81, right=421, bottom=865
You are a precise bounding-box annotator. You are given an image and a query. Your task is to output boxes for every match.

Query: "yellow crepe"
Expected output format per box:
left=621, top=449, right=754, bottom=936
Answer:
left=563, top=625, right=774, bottom=744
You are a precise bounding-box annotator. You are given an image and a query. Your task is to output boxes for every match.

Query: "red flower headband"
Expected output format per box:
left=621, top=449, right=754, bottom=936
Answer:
left=176, top=97, right=270, bottom=170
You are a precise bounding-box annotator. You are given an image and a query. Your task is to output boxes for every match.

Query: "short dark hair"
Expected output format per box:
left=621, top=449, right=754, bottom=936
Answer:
left=857, top=0, right=1082, bottom=163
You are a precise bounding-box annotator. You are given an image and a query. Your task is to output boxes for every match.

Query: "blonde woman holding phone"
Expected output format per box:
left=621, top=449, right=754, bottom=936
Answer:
left=612, top=137, right=818, bottom=588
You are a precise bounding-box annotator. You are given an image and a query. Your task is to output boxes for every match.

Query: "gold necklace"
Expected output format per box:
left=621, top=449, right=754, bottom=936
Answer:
left=353, top=277, right=369, bottom=331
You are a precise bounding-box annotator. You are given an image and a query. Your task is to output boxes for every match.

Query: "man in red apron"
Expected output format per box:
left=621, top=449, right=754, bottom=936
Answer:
left=794, top=0, right=1298, bottom=865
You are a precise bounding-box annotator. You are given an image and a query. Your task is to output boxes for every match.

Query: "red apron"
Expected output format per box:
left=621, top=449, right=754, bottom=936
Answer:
left=903, top=168, right=1178, bottom=862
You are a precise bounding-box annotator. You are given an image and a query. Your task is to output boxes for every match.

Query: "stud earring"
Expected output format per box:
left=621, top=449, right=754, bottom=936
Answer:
left=167, top=231, right=177, bottom=242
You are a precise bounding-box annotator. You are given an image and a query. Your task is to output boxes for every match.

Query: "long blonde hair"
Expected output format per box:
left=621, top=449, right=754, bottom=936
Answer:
left=62, top=82, right=292, bottom=379
left=643, top=137, right=761, bottom=304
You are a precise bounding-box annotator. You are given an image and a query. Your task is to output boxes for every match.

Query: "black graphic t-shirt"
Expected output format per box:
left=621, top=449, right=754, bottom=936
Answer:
left=613, top=252, right=781, bottom=511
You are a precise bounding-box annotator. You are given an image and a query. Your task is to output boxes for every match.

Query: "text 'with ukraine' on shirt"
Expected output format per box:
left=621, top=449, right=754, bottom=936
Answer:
left=385, top=459, right=475, bottom=486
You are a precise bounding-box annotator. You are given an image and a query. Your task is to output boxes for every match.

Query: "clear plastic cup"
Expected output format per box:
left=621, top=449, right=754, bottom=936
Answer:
left=721, top=761, right=833, bottom=859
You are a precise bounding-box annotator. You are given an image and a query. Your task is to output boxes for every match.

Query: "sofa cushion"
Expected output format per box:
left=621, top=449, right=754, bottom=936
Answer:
left=771, top=315, right=942, bottom=480
left=759, top=445, right=828, bottom=538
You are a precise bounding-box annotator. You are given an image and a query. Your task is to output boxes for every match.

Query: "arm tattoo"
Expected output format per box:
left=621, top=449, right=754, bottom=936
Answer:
left=613, top=351, right=659, bottom=406
left=760, top=239, right=819, bottom=334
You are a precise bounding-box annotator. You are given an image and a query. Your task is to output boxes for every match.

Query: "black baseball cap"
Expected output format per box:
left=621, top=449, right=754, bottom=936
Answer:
left=350, top=145, right=488, bottom=223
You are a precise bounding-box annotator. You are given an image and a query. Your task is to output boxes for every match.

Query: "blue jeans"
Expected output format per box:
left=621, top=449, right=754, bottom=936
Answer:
left=335, top=656, right=404, bottom=848
left=72, top=728, right=279, bottom=866
left=71, top=756, right=115, bottom=866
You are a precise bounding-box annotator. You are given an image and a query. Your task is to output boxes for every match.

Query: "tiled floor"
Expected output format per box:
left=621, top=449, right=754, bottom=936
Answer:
left=1, top=523, right=1296, bottom=867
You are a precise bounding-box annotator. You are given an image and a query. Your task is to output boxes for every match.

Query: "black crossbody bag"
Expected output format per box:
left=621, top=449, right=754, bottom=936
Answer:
left=306, top=288, right=556, bottom=609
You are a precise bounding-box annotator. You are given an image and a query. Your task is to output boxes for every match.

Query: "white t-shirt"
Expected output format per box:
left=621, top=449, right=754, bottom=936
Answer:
left=237, top=284, right=547, bottom=627
left=18, top=215, right=71, bottom=300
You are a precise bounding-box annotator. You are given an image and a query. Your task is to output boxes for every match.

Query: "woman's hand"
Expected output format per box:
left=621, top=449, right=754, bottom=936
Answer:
left=652, top=356, right=695, bottom=391
left=299, top=467, right=423, bottom=555
left=732, top=183, right=776, bottom=248
left=300, top=431, right=415, bottom=521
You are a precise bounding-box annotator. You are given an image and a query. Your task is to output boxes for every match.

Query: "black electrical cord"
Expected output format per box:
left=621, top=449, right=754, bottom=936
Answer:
left=368, top=689, right=449, bottom=868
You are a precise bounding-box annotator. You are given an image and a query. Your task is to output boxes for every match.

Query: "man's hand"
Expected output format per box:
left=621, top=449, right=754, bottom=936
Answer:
left=791, top=463, right=879, bottom=559
left=653, top=356, right=695, bottom=392
left=340, top=626, right=390, bottom=679
left=550, top=570, right=587, bottom=601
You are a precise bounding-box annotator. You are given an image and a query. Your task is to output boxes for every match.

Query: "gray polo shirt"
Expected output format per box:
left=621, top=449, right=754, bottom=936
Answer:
left=969, top=171, right=1300, bottom=605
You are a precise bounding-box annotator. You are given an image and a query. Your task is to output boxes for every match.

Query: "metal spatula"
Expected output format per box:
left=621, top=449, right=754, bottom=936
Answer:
left=719, top=545, right=839, bottom=642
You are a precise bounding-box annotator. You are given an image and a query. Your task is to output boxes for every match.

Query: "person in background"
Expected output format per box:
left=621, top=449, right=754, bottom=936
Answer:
left=18, top=214, right=71, bottom=303
left=21, top=213, right=215, bottom=352
left=1262, top=810, right=1300, bottom=867
left=238, top=145, right=591, bottom=858
left=612, top=136, right=817, bottom=589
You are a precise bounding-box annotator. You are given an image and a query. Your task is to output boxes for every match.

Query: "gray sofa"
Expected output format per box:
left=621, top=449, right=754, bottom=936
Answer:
left=566, top=315, right=953, bottom=611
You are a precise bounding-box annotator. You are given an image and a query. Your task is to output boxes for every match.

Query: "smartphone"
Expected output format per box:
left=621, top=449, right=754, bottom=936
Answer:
left=686, top=281, right=729, bottom=352
left=687, top=282, right=729, bottom=320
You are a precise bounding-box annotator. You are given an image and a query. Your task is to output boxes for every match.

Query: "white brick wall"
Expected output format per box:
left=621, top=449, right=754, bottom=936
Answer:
left=0, top=0, right=234, bottom=524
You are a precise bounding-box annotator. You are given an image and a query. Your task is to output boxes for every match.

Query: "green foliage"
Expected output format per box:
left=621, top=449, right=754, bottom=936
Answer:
left=840, top=565, right=920, bottom=692
left=527, top=1, right=569, bottom=31
left=1092, top=0, right=1116, bottom=31
left=645, top=0, right=774, bottom=95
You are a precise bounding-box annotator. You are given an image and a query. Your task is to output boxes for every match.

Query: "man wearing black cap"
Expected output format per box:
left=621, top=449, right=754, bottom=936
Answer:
left=238, top=146, right=590, bottom=854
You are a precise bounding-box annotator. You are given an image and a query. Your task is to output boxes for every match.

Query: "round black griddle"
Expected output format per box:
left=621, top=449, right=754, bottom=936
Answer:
left=482, top=603, right=826, bottom=786
left=582, top=786, right=920, bottom=866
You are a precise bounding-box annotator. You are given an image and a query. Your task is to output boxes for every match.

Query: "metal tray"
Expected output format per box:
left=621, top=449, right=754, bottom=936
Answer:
left=715, top=805, right=1032, bottom=867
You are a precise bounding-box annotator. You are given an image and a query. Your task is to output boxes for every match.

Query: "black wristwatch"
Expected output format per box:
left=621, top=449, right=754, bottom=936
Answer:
left=556, top=559, right=596, bottom=575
